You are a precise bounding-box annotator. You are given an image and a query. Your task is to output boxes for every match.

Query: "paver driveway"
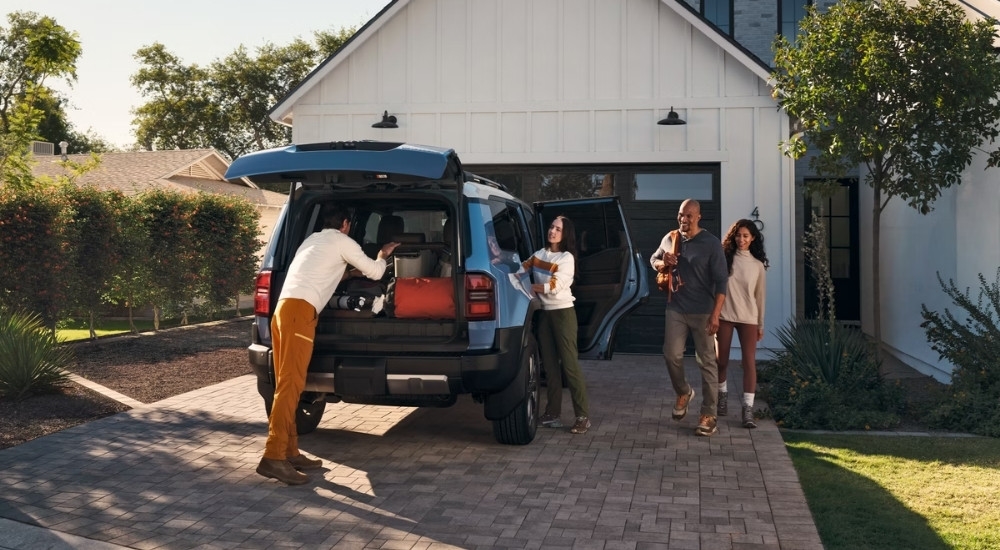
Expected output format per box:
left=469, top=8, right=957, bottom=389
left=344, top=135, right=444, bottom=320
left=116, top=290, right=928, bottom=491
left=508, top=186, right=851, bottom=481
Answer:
left=0, top=355, right=821, bottom=549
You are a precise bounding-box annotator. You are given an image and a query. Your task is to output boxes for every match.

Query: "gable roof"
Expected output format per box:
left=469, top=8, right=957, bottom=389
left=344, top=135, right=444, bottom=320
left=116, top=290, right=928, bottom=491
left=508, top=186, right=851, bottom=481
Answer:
left=267, top=0, right=774, bottom=127
left=269, top=0, right=401, bottom=127
left=30, top=149, right=286, bottom=208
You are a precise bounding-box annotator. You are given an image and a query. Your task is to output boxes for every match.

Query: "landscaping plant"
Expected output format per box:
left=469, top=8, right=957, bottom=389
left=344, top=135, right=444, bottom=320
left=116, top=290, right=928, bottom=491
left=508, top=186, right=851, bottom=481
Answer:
left=920, top=269, right=1000, bottom=437
left=759, top=319, right=903, bottom=430
left=0, top=309, right=72, bottom=400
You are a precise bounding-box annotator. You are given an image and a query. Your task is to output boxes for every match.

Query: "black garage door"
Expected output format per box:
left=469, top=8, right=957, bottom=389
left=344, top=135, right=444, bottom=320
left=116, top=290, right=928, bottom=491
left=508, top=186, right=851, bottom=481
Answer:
left=467, top=163, right=722, bottom=355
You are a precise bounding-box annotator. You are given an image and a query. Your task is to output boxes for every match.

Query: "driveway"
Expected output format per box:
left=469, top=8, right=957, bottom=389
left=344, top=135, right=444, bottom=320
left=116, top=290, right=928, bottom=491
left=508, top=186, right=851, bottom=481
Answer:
left=0, top=355, right=821, bottom=549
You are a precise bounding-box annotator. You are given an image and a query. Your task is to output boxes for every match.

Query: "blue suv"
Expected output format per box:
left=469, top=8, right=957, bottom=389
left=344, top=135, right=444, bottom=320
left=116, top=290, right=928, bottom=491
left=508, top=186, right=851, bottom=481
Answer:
left=226, top=141, right=648, bottom=445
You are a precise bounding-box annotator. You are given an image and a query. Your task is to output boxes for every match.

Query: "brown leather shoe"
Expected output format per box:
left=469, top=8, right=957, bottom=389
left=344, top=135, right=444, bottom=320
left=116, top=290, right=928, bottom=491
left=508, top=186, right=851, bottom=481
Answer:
left=256, top=458, right=309, bottom=485
left=695, top=415, right=718, bottom=436
left=287, top=453, right=323, bottom=470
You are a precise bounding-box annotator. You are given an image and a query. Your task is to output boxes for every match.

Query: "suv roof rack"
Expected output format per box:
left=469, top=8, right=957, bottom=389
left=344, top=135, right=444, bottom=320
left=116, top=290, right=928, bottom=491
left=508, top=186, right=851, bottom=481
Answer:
left=465, top=172, right=508, bottom=192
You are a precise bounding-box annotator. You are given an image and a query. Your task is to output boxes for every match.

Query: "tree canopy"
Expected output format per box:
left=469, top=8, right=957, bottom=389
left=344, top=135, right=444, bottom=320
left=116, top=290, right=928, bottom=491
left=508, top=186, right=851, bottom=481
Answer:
left=771, top=0, right=1000, bottom=352
left=131, top=28, right=355, bottom=160
left=0, top=11, right=84, bottom=184
left=0, top=11, right=80, bottom=134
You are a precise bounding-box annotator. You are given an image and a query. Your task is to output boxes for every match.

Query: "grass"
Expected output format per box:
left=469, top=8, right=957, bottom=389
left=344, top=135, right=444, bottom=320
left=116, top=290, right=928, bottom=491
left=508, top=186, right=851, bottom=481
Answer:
left=57, top=310, right=248, bottom=342
left=784, top=432, right=1000, bottom=550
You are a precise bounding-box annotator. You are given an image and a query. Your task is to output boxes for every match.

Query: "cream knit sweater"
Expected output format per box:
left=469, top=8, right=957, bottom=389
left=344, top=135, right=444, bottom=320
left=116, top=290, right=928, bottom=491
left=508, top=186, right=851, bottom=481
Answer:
left=719, top=250, right=766, bottom=328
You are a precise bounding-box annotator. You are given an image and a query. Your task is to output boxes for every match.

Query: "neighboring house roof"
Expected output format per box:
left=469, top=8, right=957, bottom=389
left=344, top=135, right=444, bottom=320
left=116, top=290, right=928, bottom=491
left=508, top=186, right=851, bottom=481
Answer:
left=268, top=0, right=774, bottom=128
left=30, top=149, right=286, bottom=208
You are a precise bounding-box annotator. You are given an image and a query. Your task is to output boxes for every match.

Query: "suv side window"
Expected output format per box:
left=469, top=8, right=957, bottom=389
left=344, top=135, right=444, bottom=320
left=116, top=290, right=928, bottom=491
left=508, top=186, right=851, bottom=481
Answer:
left=486, top=199, right=530, bottom=271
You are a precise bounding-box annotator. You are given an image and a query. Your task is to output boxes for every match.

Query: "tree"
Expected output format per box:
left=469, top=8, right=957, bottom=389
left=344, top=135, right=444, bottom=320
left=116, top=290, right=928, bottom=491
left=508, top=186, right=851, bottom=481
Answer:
left=130, top=43, right=215, bottom=153
left=770, top=0, right=1000, bottom=356
left=0, top=11, right=81, bottom=183
left=189, top=194, right=262, bottom=315
left=0, top=185, right=74, bottom=330
left=0, top=11, right=80, bottom=134
left=130, top=28, right=356, bottom=160
left=206, top=40, right=316, bottom=159
left=62, top=186, right=125, bottom=339
left=138, top=190, right=199, bottom=328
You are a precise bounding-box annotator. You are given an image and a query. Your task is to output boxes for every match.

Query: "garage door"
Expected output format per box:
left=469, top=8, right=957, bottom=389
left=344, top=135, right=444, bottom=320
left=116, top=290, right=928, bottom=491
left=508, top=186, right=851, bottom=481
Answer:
left=466, top=163, right=721, bottom=355
left=615, top=167, right=721, bottom=355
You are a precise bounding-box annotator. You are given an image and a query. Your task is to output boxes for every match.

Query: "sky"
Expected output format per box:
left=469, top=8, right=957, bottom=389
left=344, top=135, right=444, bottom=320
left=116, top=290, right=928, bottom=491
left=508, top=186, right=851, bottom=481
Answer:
left=4, top=0, right=391, bottom=148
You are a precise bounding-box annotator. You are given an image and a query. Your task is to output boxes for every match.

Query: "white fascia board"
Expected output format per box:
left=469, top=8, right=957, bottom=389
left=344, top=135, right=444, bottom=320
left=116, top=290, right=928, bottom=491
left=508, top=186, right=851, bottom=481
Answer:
left=660, top=0, right=773, bottom=82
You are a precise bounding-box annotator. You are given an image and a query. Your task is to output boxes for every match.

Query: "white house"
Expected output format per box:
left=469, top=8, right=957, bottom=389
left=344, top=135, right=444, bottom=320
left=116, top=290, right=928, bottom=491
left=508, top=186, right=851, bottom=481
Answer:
left=262, top=0, right=998, bottom=380
left=266, top=0, right=795, bottom=356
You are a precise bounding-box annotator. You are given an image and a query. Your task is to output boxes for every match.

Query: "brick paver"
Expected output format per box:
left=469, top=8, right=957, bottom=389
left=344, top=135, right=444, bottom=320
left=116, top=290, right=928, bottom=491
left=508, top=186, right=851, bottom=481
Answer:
left=0, top=355, right=822, bottom=549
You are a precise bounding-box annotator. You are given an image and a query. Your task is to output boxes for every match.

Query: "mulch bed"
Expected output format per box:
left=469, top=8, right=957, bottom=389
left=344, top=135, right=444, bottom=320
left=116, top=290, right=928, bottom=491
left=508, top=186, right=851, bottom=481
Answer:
left=0, top=318, right=253, bottom=450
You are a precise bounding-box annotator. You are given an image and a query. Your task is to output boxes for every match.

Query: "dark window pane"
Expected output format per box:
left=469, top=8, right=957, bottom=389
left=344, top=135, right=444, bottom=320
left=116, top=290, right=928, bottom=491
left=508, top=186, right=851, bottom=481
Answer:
left=704, top=0, right=731, bottom=34
left=634, top=173, right=713, bottom=201
left=539, top=173, right=608, bottom=200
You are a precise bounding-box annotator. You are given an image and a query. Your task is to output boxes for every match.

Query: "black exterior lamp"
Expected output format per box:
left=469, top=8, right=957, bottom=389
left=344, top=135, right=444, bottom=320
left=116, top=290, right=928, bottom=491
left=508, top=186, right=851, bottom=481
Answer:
left=657, top=107, right=686, bottom=126
left=372, top=110, right=398, bottom=129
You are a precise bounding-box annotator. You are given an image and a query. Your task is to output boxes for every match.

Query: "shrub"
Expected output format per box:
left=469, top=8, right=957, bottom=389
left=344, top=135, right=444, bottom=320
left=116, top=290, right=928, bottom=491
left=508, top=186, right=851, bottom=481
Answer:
left=0, top=309, right=73, bottom=400
left=920, top=269, right=1000, bottom=437
left=758, top=319, right=903, bottom=430
left=0, top=187, right=74, bottom=328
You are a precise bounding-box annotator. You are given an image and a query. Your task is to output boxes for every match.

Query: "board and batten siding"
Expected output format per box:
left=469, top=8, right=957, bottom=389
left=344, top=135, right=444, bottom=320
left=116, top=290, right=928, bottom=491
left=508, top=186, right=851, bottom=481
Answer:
left=281, top=0, right=794, bottom=355
left=290, top=0, right=774, bottom=160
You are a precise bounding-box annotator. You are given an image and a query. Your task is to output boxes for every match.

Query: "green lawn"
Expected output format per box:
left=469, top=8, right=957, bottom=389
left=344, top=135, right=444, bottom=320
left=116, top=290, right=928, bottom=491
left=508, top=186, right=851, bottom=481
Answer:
left=57, top=312, right=247, bottom=342
left=784, top=432, right=1000, bottom=550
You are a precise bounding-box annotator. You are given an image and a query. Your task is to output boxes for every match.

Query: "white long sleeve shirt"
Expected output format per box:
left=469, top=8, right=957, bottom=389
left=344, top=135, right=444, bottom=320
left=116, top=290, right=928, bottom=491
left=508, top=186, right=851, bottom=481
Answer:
left=278, top=229, right=388, bottom=313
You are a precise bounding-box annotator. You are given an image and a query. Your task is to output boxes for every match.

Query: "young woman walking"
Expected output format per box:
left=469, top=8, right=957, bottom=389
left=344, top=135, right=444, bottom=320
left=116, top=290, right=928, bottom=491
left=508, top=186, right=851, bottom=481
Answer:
left=717, top=219, right=768, bottom=428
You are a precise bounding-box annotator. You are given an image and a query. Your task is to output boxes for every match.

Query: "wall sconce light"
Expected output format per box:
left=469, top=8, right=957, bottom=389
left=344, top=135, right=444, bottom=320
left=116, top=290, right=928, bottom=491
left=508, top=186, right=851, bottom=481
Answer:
left=657, top=107, right=686, bottom=126
left=372, top=110, right=398, bottom=129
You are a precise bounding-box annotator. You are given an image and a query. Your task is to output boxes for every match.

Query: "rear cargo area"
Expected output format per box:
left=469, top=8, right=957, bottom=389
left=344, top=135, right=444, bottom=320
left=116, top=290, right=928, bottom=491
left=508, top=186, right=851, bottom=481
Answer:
left=313, top=195, right=462, bottom=347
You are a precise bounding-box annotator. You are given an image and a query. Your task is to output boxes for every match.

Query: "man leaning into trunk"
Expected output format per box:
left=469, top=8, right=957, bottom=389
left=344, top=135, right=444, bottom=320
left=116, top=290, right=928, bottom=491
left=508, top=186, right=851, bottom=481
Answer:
left=257, top=204, right=398, bottom=485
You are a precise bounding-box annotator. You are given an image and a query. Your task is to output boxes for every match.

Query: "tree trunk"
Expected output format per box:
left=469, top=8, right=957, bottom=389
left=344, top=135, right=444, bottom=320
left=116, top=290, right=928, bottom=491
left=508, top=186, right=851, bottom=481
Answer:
left=872, top=182, right=884, bottom=368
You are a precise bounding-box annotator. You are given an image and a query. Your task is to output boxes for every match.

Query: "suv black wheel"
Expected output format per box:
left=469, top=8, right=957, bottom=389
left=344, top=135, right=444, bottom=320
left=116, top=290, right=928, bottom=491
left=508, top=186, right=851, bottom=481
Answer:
left=258, top=381, right=327, bottom=435
left=294, top=393, right=326, bottom=435
left=492, top=336, right=540, bottom=445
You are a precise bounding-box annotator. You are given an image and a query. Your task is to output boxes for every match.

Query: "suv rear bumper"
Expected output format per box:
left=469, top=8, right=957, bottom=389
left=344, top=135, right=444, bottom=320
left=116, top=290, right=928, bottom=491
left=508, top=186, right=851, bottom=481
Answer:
left=248, top=326, right=525, bottom=397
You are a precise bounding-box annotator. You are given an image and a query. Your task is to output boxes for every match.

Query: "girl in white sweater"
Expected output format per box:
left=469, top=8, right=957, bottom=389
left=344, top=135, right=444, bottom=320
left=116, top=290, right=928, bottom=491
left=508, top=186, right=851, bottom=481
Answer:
left=520, top=215, right=591, bottom=435
left=717, top=219, right=768, bottom=428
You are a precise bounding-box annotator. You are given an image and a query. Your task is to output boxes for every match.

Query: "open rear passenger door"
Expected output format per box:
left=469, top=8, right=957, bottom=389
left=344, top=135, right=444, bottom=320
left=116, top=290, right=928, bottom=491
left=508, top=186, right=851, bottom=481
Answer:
left=534, top=197, right=649, bottom=359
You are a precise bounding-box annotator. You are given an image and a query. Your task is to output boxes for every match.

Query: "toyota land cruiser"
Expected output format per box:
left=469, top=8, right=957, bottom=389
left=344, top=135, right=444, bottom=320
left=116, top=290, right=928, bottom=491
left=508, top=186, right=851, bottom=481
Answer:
left=225, top=141, right=648, bottom=445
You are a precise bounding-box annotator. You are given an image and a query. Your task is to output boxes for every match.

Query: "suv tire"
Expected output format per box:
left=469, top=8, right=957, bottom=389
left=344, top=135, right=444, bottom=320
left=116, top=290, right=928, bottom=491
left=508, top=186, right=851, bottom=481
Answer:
left=492, top=335, right=540, bottom=445
left=258, top=380, right=327, bottom=435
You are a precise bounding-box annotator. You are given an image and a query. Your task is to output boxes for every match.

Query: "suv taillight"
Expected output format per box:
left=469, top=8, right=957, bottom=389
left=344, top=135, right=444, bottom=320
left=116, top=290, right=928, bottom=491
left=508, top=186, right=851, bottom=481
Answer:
left=254, top=271, right=272, bottom=316
left=465, top=273, right=495, bottom=321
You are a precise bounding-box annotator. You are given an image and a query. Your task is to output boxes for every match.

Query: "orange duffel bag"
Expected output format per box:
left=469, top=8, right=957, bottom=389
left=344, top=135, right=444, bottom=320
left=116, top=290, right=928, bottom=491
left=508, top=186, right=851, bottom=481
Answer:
left=392, top=277, right=456, bottom=319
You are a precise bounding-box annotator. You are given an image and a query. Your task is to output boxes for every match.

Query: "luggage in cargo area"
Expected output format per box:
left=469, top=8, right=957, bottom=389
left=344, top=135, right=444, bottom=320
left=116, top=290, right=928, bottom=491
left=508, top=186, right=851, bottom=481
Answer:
left=392, top=277, right=456, bottom=319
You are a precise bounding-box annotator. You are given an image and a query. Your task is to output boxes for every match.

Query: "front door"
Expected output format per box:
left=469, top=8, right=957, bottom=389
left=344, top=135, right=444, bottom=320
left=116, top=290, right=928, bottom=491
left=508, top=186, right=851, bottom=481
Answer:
left=803, top=178, right=861, bottom=322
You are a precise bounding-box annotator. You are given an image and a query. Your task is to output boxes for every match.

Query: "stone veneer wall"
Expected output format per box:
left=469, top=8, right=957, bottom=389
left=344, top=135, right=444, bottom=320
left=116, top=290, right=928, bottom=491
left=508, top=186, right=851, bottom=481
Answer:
left=681, top=0, right=839, bottom=66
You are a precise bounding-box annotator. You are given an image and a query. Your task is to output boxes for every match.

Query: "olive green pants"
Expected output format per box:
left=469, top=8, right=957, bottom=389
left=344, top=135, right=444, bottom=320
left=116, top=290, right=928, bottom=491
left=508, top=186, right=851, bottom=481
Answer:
left=538, top=306, right=589, bottom=419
